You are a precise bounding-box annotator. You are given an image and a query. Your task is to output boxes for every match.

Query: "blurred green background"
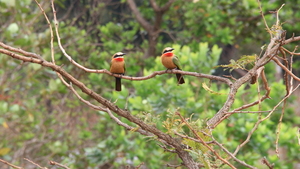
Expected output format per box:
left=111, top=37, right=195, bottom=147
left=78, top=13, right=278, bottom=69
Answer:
left=0, top=0, right=300, bottom=168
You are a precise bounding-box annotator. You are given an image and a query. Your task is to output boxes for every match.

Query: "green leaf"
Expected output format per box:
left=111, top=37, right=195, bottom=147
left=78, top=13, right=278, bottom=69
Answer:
left=1, top=0, right=15, bottom=7
left=7, top=23, right=19, bottom=33
left=0, top=102, right=8, bottom=113
left=9, top=104, right=20, bottom=112
left=49, top=79, right=58, bottom=91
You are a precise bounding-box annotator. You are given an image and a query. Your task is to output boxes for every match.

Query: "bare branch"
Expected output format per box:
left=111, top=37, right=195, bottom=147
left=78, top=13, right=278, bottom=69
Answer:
left=275, top=99, right=286, bottom=158
left=157, top=143, right=177, bottom=153
left=126, top=0, right=153, bottom=32
left=297, top=128, right=300, bottom=145
left=226, top=110, right=271, bottom=114
left=207, top=37, right=280, bottom=128
left=24, top=158, right=45, bottom=169
left=69, top=81, right=152, bottom=137
left=160, top=0, right=175, bottom=12
left=261, top=157, right=274, bottom=169
left=272, top=57, right=300, bottom=81
left=228, top=69, right=271, bottom=114
left=232, top=114, right=262, bottom=156
left=283, top=36, right=300, bottom=45
left=134, top=162, right=144, bottom=169
left=174, top=131, right=214, bottom=145
left=166, top=163, right=185, bottom=168
left=150, top=0, right=175, bottom=12
left=176, top=112, right=236, bottom=169
left=49, top=160, right=70, bottom=169
left=275, top=4, right=285, bottom=26
left=212, top=140, right=256, bottom=169
left=257, top=0, right=270, bottom=32
left=0, top=42, right=44, bottom=61
left=0, top=159, right=23, bottom=169
left=0, top=41, right=231, bottom=85
left=233, top=83, right=300, bottom=156
left=34, top=0, right=54, bottom=63
left=281, top=46, right=300, bottom=56
left=0, top=47, right=198, bottom=169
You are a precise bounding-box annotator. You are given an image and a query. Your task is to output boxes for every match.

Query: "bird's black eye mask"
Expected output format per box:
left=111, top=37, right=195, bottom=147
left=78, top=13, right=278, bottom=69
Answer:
left=113, top=53, right=126, bottom=58
left=163, top=48, right=174, bottom=54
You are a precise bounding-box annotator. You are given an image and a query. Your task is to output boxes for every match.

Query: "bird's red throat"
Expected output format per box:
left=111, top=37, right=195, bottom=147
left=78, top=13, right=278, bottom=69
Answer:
left=114, top=58, right=124, bottom=61
left=163, top=52, right=173, bottom=57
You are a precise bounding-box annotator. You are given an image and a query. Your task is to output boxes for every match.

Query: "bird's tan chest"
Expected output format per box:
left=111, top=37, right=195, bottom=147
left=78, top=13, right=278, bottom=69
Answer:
left=161, top=56, right=176, bottom=69
left=110, top=60, right=125, bottom=74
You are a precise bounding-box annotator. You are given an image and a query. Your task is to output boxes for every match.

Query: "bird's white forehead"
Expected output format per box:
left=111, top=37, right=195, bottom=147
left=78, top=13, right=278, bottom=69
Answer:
left=165, top=47, right=173, bottom=50
left=115, top=52, right=124, bottom=55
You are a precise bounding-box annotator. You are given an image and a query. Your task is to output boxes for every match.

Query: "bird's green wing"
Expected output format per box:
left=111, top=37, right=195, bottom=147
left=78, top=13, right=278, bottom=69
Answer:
left=124, top=61, right=126, bottom=72
left=172, top=55, right=182, bottom=70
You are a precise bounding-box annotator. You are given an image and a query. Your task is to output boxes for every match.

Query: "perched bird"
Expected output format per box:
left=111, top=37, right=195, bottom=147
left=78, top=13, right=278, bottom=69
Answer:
left=161, top=47, right=185, bottom=84
left=110, top=52, right=126, bottom=91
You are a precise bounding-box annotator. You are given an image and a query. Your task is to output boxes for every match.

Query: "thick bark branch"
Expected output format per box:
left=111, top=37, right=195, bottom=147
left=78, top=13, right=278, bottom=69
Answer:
left=126, top=0, right=153, bottom=32
left=127, top=0, right=174, bottom=58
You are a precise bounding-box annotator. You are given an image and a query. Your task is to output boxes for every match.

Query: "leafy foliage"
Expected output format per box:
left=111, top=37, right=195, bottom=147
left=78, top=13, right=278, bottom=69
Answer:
left=216, top=54, right=257, bottom=72
left=1, top=0, right=300, bottom=168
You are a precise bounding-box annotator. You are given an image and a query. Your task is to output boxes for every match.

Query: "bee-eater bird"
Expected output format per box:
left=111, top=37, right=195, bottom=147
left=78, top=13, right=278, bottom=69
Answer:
left=161, top=47, right=185, bottom=84
left=110, top=52, right=126, bottom=91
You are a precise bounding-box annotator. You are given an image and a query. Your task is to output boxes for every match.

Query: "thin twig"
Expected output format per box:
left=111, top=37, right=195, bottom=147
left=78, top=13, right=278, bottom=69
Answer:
left=260, top=83, right=300, bottom=121
left=232, top=114, right=262, bottom=156
left=297, top=128, right=300, bottom=145
left=49, top=160, right=70, bottom=169
left=261, top=157, right=274, bottom=169
left=217, top=68, right=271, bottom=124
left=174, top=131, right=214, bottom=144
left=275, top=48, right=288, bottom=158
left=0, top=41, right=232, bottom=85
left=275, top=45, right=296, bottom=157
left=275, top=99, right=286, bottom=158
left=0, top=41, right=44, bottom=61
left=272, top=57, right=300, bottom=82
left=34, top=0, right=52, bottom=62
left=176, top=112, right=237, bottom=169
left=281, top=46, right=300, bottom=55
left=233, top=83, right=300, bottom=156
left=0, top=159, right=23, bottom=169
left=166, top=163, right=185, bottom=168
left=212, top=139, right=256, bottom=169
left=275, top=4, right=285, bottom=27
left=226, top=110, right=271, bottom=114
left=257, top=0, right=270, bottom=32
left=134, top=162, right=144, bottom=169
left=67, top=82, right=152, bottom=137
left=157, top=143, right=177, bottom=153
left=1, top=35, right=199, bottom=169
left=46, top=0, right=232, bottom=86
left=24, top=158, right=45, bottom=169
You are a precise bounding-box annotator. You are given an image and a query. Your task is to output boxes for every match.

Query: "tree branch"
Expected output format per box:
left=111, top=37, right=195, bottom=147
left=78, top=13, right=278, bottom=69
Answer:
left=126, top=0, right=153, bottom=32
left=176, top=112, right=236, bottom=169
left=206, top=34, right=280, bottom=128
left=49, top=160, right=71, bottom=169
left=212, top=140, right=256, bottom=169
left=24, top=158, right=44, bottom=169
left=0, top=41, right=231, bottom=85
left=0, top=47, right=198, bottom=169
left=0, top=159, right=23, bottom=169
left=150, top=0, right=174, bottom=12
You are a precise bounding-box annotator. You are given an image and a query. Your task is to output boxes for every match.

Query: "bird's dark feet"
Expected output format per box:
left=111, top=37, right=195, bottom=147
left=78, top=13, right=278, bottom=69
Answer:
left=165, top=69, right=173, bottom=73
left=112, top=73, right=124, bottom=78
